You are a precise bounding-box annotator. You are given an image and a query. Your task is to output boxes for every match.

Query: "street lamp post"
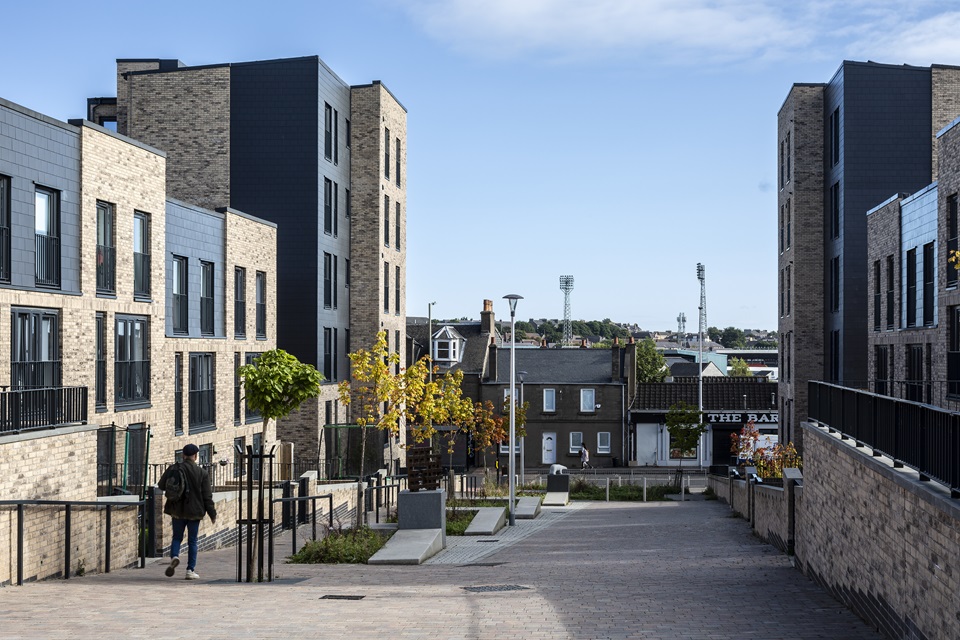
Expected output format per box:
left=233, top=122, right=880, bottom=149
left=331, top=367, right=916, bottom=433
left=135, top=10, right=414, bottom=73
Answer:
left=518, top=371, right=527, bottom=488
left=504, top=294, right=523, bottom=526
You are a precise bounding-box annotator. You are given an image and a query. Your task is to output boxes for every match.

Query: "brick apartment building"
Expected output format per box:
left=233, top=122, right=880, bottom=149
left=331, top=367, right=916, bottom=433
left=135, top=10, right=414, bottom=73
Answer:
left=0, top=96, right=277, bottom=584
left=777, top=61, right=960, bottom=446
left=88, top=56, right=408, bottom=469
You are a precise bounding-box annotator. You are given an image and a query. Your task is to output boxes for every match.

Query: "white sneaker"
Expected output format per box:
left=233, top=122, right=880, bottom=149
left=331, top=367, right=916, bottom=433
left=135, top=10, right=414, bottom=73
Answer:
left=185, top=570, right=200, bottom=580
left=165, top=557, right=179, bottom=577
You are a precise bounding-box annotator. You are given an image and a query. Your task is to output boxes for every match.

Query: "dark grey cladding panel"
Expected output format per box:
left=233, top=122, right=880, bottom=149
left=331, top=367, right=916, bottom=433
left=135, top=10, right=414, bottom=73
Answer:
left=164, top=200, right=226, bottom=337
left=0, top=101, right=81, bottom=293
left=228, top=57, right=351, bottom=367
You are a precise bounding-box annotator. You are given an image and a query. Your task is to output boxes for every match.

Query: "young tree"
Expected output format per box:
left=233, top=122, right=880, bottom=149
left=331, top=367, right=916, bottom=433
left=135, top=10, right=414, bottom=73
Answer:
left=728, top=357, right=753, bottom=377
left=665, top=401, right=706, bottom=488
left=471, top=400, right=505, bottom=471
left=636, top=337, right=668, bottom=383
left=238, top=349, right=323, bottom=430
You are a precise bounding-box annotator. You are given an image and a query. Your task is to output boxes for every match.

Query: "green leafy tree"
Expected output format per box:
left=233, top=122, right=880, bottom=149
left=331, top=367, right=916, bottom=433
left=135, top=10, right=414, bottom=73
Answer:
left=707, top=326, right=722, bottom=343
left=728, top=357, right=753, bottom=377
left=636, top=338, right=668, bottom=383
left=239, top=349, right=323, bottom=428
left=665, top=401, right=706, bottom=486
left=720, top=326, right=746, bottom=348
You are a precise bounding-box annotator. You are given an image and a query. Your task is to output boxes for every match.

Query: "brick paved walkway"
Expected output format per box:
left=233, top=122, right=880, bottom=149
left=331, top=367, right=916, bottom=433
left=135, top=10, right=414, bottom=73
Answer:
left=0, top=500, right=881, bottom=639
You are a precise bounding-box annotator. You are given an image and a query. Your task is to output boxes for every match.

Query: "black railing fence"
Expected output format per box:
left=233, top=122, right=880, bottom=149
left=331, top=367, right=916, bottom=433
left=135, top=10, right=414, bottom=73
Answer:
left=35, top=233, right=60, bottom=287
left=96, top=244, right=115, bottom=292
left=0, top=385, right=87, bottom=435
left=809, top=381, right=960, bottom=498
left=133, top=252, right=150, bottom=297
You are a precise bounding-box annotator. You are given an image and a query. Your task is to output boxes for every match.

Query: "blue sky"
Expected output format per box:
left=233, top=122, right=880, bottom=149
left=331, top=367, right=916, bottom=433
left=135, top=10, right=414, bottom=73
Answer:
left=4, top=1, right=960, bottom=331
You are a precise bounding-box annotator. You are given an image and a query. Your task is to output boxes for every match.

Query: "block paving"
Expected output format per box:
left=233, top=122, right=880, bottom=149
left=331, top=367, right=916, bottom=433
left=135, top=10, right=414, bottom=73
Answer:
left=0, top=500, right=881, bottom=639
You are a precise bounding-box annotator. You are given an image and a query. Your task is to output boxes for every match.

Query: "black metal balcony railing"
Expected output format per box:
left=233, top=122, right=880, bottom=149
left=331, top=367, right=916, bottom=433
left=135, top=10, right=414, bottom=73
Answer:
left=96, top=244, right=115, bottom=292
left=256, top=302, right=266, bottom=338
left=0, top=386, right=88, bottom=435
left=95, top=359, right=106, bottom=408
left=200, top=296, right=214, bottom=335
left=948, top=236, right=958, bottom=287
left=235, top=299, right=245, bottom=336
left=174, top=389, right=183, bottom=435
left=172, top=293, right=188, bottom=333
left=0, top=225, right=10, bottom=282
left=35, top=233, right=60, bottom=287
left=115, top=360, right=150, bottom=404
left=134, top=252, right=150, bottom=297
left=809, top=381, right=960, bottom=498
left=11, top=361, right=61, bottom=390
left=189, top=389, right=215, bottom=427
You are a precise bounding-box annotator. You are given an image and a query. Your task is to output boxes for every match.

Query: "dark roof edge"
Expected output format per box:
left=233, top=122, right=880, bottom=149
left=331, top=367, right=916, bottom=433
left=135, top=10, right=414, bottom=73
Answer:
left=0, top=96, right=80, bottom=134
left=67, top=119, right=167, bottom=157
left=215, top=206, right=278, bottom=229
left=351, top=80, right=408, bottom=113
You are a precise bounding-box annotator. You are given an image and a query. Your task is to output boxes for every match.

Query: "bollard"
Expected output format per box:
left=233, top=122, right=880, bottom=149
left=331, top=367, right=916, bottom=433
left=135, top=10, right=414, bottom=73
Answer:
left=643, top=477, right=647, bottom=502
left=606, top=477, right=610, bottom=502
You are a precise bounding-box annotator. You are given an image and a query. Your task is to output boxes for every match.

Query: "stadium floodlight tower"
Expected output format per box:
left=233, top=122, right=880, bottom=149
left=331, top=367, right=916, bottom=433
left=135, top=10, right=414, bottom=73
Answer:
left=559, top=275, right=574, bottom=347
left=697, top=263, right=707, bottom=469
left=677, top=312, right=686, bottom=345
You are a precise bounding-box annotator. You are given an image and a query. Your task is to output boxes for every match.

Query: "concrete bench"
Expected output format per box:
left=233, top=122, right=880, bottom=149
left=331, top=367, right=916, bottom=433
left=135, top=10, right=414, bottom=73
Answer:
left=515, top=496, right=542, bottom=519
left=542, top=491, right=569, bottom=506
left=464, top=507, right=506, bottom=535
left=367, top=529, right=444, bottom=565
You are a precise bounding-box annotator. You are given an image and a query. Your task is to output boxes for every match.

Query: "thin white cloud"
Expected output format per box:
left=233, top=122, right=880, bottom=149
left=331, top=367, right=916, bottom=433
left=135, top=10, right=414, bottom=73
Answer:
left=393, top=0, right=960, bottom=67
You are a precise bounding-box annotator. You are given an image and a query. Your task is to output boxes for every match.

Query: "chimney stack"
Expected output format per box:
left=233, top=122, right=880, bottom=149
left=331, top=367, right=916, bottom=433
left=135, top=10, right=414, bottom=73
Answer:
left=481, top=299, right=495, bottom=335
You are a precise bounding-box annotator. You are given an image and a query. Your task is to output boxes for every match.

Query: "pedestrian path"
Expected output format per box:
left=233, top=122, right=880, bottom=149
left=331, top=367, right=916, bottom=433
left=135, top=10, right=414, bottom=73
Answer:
left=0, top=500, right=882, bottom=639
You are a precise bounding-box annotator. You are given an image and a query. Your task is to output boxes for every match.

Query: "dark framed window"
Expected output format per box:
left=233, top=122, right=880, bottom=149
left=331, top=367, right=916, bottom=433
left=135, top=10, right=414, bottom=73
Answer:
left=830, top=330, right=840, bottom=382
left=906, top=248, right=917, bottom=327
left=334, top=109, right=339, bottom=166
left=11, top=308, right=60, bottom=389
left=255, top=271, right=266, bottom=338
left=949, top=307, right=960, bottom=397
left=200, top=261, right=214, bottom=336
left=234, top=352, right=241, bottom=424
left=234, top=267, right=246, bottom=337
left=886, top=255, right=895, bottom=330
left=395, top=265, right=400, bottom=315
left=923, top=242, right=935, bottom=326
left=345, top=189, right=351, bottom=217
left=831, top=182, right=840, bottom=239
left=384, top=195, right=390, bottom=246
left=115, top=315, right=150, bottom=405
left=323, top=253, right=333, bottom=308
left=96, top=312, right=106, bottom=408
left=345, top=259, right=351, bottom=287
left=34, top=187, right=60, bottom=288
left=96, top=202, right=115, bottom=293
left=395, top=201, right=401, bottom=250
left=175, top=353, right=183, bottom=435
left=345, top=119, right=351, bottom=148
left=333, top=182, right=339, bottom=237
left=395, top=329, right=401, bottom=374
left=906, top=344, right=923, bottom=402
left=830, top=107, right=840, bottom=166
left=385, top=127, right=391, bottom=179
left=133, top=212, right=150, bottom=298
left=948, top=195, right=958, bottom=289
left=324, top=178, right=333, bottom=235
left=383, top=262, right=390, bottom=314
left=333, top=256, right=338, bottom=309
left=785, top=132, right=791, bottom=182
left=189, top=353, right=215, bottom=428
left=324, top=103, right=333, bottom=160
left=873, top=260, right=881, bottom=331
left=0, top=175, right=9, bottom=283
left=779, top=139, right=784, bottom=189
left=173, top=256, right=188, bottom=333
left=875, top=345, right=890, bottom=396
left=233, top=436, right=245, bottom=478
left=779, top=269, right=783, bottom=317
left=395, top=138, right=401, bottom=187
left=245, top=352, right=262, bottom=421
left=785, top=199, right=791, bottom=249
left=779, top=204, right=784, bottom=253
left=323, top=327, right=333, bottom=380
left=786, top=265, right=791, bottom=315
left=830, top=257, right=839, bottom=312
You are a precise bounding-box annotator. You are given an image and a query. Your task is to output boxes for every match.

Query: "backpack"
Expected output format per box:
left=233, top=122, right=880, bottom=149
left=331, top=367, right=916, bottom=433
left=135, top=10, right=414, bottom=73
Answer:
left=164, top=463, right=190, bottom=502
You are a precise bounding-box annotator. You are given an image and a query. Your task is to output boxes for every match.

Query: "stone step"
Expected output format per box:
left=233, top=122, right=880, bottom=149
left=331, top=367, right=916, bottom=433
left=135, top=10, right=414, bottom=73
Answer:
left=367, top=528, right=444, bottom=565
left=464, top=507, right=506, bottom=535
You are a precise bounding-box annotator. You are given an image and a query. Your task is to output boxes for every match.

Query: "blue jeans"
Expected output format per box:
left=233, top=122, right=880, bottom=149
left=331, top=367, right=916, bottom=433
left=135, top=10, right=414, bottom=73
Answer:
left=170, top=518, right=200, bottom=571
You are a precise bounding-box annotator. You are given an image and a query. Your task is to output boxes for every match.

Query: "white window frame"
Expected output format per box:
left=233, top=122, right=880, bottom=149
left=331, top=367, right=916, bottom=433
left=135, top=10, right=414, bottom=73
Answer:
left=543, top=388, right=556, bottom=412
left=597, top=432, right=611, bottom=454
left=580, top=388, right=596, bottom=413
left=569, top=431, right=583, bottom=453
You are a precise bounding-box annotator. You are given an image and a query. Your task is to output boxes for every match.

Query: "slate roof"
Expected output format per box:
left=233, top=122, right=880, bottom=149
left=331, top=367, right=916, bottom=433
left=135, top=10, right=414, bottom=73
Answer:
left=406, top=320, right=501, bottom=374
left=491, top=348, right=617, bottom=384
left=631, top=380, right=779, bottom=412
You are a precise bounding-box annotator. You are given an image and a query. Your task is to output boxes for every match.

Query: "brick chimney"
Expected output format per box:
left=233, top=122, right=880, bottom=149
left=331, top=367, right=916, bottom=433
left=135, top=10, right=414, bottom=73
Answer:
left=486, top=336, right=499, bottom=381
left=480, top=299, right=495, bottom=335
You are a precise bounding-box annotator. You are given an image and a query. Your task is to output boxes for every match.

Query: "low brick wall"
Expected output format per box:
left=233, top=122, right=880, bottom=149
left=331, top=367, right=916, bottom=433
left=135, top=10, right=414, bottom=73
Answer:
left=752, top=484, right=789, bottom=553
left=797, top=422, right=960, bottom=640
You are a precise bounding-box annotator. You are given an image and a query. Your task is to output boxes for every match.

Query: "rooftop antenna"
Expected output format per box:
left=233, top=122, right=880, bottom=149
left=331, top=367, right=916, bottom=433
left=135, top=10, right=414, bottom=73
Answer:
left=697, top=263, right=707, bottom=470
left=559, top=275, right=574, bottom=347
left=677, top=312, right=686, bottom=345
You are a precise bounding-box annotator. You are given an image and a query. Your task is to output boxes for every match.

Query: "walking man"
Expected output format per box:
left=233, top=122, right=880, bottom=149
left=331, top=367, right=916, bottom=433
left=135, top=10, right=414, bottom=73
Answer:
left=158, top=444, right=216, bottom=580
left=580, top=444, right=590, bottom=469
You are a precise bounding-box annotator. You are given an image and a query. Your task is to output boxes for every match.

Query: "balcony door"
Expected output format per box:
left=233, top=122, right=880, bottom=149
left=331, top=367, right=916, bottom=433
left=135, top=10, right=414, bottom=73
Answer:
left=11, top=308, right=60, bottom=389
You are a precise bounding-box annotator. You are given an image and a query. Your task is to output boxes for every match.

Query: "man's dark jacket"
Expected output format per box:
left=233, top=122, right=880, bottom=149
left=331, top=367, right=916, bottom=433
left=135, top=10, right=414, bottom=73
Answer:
left=158, top=459, right=217, bottom=522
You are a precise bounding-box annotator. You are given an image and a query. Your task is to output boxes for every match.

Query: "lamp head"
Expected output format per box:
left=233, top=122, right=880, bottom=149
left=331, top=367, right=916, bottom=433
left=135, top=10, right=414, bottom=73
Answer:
left=503, top=294, right=523, bottom=315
